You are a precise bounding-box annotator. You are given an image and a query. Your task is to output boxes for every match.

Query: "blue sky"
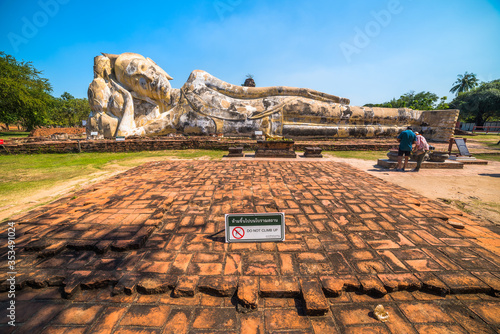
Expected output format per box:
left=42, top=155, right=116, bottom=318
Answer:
left=1, top=0, right=499, bottom=106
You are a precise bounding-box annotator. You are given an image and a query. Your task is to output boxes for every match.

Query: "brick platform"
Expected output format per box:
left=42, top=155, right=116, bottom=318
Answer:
left=1, top=161, right=499, bottom=333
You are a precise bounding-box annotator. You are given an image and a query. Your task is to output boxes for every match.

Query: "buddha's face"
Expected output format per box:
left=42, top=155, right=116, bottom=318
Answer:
left=93, top=56, right=111, bottom=79
left=114, top=53, right=173, bottom=101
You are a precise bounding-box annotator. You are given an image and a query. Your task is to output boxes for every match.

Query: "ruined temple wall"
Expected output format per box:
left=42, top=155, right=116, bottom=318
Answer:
left=30, top=127, right=86, bottom=138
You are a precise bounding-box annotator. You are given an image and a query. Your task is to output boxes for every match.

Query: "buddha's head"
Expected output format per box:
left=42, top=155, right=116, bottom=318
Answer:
left=106, top=52, right=173, bottom=102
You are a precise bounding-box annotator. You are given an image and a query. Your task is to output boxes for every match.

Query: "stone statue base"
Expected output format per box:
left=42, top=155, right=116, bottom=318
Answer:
left=303, top=147, right=323, bottom=158
left=377, top=159, right=464, bottom=169
left=226, top=147, right=244, bottom=158
left=255, top=140, right=296, bottom=158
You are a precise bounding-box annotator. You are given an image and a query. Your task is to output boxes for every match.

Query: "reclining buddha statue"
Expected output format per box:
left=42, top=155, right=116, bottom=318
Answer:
left=87, top=52, right=458, bottom=141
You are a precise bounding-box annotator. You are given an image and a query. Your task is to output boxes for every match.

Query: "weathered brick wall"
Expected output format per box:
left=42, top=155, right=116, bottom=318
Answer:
left=0, top=137, right=397, bottom=155
left=1, top=124, right=25, bottom=131
left=29, top=127, right=86, bottom=137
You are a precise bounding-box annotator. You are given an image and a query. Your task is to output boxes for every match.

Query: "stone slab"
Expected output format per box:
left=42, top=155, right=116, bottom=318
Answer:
left=377, top=159, right=464, bottom=169
left=448, top=156, right=489, bottom=165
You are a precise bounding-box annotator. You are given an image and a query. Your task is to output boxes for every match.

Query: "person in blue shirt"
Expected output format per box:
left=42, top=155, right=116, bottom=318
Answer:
left=396, top=126, right=416, bottom=172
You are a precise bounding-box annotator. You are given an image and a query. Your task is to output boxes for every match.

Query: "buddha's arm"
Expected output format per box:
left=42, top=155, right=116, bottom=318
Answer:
left=184, top=70, right=350, bottom=104
left=109, top=78, right=136, bottom=136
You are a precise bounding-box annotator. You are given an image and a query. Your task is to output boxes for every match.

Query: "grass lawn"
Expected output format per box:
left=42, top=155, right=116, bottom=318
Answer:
left=0, top=150, right=225, bottom=204
left=462, top=134, right=500, bottom=147
left=474, top=154, right=500, bottom=162
left=0, top=131, right=30, bottom=139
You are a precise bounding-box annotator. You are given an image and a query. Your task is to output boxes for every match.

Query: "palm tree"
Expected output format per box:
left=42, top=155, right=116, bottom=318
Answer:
left=450, top=72, right=478, bottom=96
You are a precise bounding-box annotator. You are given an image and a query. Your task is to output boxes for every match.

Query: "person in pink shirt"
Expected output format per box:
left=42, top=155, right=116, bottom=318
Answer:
left=412, top=132, right=430, bottom=172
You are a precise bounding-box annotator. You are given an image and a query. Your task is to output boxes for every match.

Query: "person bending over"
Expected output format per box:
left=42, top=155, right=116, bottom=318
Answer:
left=411, top=132, right=430, bottom=172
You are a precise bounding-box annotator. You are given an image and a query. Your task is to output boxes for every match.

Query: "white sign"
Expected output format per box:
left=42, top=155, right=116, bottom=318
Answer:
left=116, top=137, right=125, bottom=141
left=255, top=131, right=263, bottom=135
left=90, top=132, right=98, bottom=136
left=225, top=213, right=285, bottom=243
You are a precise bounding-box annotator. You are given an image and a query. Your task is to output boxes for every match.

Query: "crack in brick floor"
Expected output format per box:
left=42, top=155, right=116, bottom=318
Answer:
left=1, top=160, right=499, bottom=333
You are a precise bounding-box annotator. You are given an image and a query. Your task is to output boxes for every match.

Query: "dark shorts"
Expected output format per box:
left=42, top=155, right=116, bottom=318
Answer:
left=398, top=149, right=411, bottom=157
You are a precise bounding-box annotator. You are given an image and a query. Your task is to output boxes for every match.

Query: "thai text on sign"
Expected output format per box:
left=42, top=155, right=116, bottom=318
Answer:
left=225, top=213, right=285, bottom=243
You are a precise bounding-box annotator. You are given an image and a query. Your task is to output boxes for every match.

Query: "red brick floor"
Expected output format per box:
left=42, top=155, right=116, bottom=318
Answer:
left=1, top=160, right=499, bottom=333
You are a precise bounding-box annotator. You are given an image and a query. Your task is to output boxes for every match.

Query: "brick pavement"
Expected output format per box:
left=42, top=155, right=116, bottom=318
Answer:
left=1, top=160, right=500, bottom=333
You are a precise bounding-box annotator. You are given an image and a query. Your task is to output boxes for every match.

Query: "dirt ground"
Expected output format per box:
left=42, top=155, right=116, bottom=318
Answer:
left=323, top=156, right=500, bottom=226
left=2, top=143, right=499, bottom=226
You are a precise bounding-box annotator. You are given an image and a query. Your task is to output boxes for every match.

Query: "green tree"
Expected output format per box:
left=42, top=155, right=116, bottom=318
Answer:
left=50, top=92, right=91, bottom=127
left=436, top=96, right=449, bottom=110
left=450, top=72, right=478, bottom=96
left=0, top=52, right=53, bottom=131
left=364, top=91, right=446, bottom=110
left=451, top=79, right=500, bottom=126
